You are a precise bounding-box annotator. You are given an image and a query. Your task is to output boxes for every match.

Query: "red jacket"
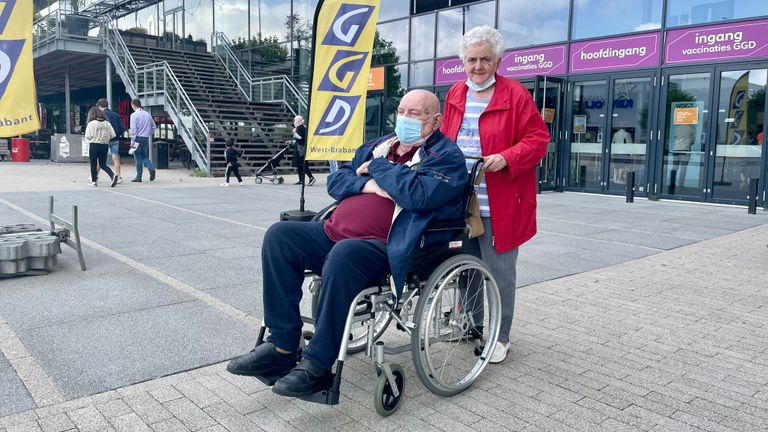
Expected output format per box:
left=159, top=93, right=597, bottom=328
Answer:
left=441, top=75, right=549, bottom=253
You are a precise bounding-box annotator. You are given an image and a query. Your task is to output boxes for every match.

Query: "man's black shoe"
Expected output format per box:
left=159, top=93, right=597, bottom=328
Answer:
left=272, top=358, right=332, bottom=397
left=293, top=181, right=302, bottom=185
left=110, top=175, right=119, bottom=188
left=226, top=342, right=297, bottom=386
left=308, top=177, right=317, bottom=186
left=131, top=178, right=142, bottom=182
left=149, top=169, right=156, bottom=181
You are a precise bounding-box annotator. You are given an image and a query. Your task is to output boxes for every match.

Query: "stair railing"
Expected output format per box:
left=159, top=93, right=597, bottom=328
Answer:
left=102, top=21, right=211, bottom=175
left=212, top=32, right=308, bottom=117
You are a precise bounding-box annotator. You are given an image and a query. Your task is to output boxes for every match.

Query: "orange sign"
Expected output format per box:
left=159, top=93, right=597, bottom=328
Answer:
left=368, top=66, right=384, bottom=91
left=673, top=107, right=699, bottom=125
left=542, top=108, right=555, bottom=124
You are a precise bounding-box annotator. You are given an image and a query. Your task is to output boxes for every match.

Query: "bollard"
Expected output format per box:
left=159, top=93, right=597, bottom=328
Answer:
left=579, top=165, right=587, bottom=188
left=668, top=169, right=677, bottom=195
left=536, top=165, right=543, bottom=194
left=747, top=178, right=759, bottom=215
left=626, top=171, right=635, bottom=203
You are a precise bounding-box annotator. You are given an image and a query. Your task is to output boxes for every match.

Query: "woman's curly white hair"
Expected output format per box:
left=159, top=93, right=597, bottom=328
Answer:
left=458, top=25, right=504, bottom=59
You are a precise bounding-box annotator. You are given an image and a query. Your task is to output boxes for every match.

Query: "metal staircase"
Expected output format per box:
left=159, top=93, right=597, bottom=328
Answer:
left=102, top=23, right=297, bottom=176
left=212, top=32, right=308, bottom=118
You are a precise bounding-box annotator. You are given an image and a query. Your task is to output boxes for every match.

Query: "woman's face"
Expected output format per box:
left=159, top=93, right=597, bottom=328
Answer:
left=463, top=42, right=499, bottom=85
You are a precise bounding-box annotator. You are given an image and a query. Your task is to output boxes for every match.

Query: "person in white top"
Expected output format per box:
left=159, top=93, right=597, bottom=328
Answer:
left=84, top=107, right=118, bottom=187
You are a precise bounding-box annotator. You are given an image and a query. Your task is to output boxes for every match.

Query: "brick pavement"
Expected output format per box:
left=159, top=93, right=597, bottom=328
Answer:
left=1, top=220, right=765, bottom=431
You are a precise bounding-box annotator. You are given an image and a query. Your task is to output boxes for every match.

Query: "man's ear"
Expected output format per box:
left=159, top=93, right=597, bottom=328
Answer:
left=433, top=113, right=443, bottom=131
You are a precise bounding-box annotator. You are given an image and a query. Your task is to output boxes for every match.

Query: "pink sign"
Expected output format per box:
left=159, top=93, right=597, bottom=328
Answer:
left=665, top=18, right=768, bottom=64
left=434, top=58, right=466, bottom=86
left=569, top=32, right=660, bottom=73
left=499, top=44, right=567, bottom=78
left=434, top=44, right=568, bottom=86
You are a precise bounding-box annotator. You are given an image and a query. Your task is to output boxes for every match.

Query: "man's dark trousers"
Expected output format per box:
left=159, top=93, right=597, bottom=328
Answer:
left=262, top=221, right=389, bottom=370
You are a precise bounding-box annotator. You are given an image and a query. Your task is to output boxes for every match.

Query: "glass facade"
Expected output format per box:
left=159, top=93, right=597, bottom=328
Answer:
left=572, top=0, right=662, bottom=39
left=666, top=0, right=768, bottom=27
left=498, top=0, right=569, bottom=48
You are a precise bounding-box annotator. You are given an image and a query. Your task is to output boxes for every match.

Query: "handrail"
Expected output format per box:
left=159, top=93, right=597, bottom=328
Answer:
left=102, top=20, right=211, bottom=174
left=211, top=32, right=308, bottom=117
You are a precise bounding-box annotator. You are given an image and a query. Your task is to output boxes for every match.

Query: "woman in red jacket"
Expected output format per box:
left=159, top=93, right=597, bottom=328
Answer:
left=441, top=25, right=549, bottom=363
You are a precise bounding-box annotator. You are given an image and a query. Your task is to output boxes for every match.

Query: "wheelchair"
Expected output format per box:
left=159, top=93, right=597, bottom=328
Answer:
left=254, top=159, right=501, bottom=416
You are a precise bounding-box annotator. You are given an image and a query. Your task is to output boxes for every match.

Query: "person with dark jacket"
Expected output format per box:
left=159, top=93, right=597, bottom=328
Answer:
left=97, top=98, right=126, bottom=183
left=221, top=138, right=244, bottom=186
left=227, top=89, right=467, bottom=398
left=288, top=115, right=316, bottom=185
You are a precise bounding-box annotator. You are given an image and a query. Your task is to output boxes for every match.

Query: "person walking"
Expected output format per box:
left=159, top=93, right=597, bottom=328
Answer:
left=221, top=138, right=244, bottom=186
left=441, top=26, right=549, bottom=364
left=96, top=98, right=126, bottom=184
left=128, top=99, right=157, bottom=182
left=84, top=107, right=118, bottom=188
left=289, top=115, right=316, bottom=186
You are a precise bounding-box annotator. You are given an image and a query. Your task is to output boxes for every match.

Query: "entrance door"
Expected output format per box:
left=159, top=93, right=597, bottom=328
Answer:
left=567, top=79, right=608, bottom=191
left=711, top=67, right=767, bottom=204
left=658, top=70, right=713, bottom=200
left=163, top=7, right=184, bottom=51
left=533, top=76, right=564, bottom=190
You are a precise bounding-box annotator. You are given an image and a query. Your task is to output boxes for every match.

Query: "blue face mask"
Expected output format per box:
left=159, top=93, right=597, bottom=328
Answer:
left=395, top=115, right=428, bottom=145
left=466, top=76, right=496, bottom=92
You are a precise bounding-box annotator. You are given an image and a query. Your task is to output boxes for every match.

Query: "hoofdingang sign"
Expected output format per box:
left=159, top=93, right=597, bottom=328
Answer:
left=569, top=32, right=661, bottom=73
left=0, top=0, right=41, bottom=136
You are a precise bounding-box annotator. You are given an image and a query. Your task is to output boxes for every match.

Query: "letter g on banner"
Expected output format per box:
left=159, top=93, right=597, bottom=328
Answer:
left=318, top=50, right=369, bottom=92
left=316, top=95, right=361, bottom=136
left=321, top=3, right=374, bottom=47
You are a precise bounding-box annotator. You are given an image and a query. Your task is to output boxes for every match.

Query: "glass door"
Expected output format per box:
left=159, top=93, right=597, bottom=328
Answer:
left=658, top=71, right=712, bottom=200
left=606, top=75, right=655, bottom=194
left=568, top=79, right=607, bottom=191
left=534, top=76, right=564, bottom=191
left=711, top=67, right=767, bottom=203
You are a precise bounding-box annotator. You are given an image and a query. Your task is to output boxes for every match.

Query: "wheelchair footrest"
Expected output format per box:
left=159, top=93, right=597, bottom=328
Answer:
left=253, top=374, right=283, bottom=387
left=297, top=383, right=340, bottom=405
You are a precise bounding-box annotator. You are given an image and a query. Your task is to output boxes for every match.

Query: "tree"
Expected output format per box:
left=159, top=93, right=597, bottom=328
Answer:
left=285, top=13, right=312, bottom=49
left=372, top=31, right=404, bottom=98
left=233, top=34, right=289, bottom=64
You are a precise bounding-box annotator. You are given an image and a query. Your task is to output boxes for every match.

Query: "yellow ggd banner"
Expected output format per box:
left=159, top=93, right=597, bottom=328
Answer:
left=306, top=0, right=380, bottom=161
left=0, top=0, right=40, bottom=136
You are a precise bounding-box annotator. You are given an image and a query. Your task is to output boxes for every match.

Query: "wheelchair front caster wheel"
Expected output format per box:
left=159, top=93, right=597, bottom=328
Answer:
left=302, top=330, right=314, bottom=341
left=255, top=177, right=263, bottom=184
left=374, top=364, right=405, bottom=417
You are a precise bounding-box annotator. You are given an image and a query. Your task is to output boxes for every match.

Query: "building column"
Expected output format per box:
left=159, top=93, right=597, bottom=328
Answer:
left=106, top=57, right=112, bottom=108
left=65, top=67, right=71, bottom=134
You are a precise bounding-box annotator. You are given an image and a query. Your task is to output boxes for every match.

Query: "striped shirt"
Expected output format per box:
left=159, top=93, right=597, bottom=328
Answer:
left=456, top=93, right=490, bottom=217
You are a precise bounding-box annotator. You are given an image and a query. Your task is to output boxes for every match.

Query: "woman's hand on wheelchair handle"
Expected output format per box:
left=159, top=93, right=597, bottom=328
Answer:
left=483, top=153, right=508, bottom=172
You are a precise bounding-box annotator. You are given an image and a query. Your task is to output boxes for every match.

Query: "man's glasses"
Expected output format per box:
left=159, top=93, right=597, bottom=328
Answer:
left=464, top=56, right=493, bottom=66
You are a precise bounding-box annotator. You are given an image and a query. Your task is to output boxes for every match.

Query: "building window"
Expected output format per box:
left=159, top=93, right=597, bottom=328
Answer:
left=414, top=0, right=449, bottom=14
left=410, top=13, right=436, bottom=61
left=666, top=0, right=768, bottom=27
left=435, top=1, right=495, bottom=59
left=379, top=0, right=411, bottom=22
left=410, top=60, right=435, bottom=87
left=374, top=19, right=410, bottom=66
left=498, top=0, right=569, bottom=48
left=572, top=0, right=662, bottom=40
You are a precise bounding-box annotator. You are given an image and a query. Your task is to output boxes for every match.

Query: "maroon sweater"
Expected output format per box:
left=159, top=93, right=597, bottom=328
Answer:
left=323, top=143, right=419, bottom=243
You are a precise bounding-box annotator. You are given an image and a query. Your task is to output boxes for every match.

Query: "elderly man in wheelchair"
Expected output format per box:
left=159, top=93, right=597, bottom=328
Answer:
left=228, top=89, right=502, bottom=416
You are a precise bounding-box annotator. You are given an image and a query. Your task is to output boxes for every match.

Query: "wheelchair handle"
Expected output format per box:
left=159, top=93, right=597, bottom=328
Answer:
left=467, top=157, right=484, bottom=186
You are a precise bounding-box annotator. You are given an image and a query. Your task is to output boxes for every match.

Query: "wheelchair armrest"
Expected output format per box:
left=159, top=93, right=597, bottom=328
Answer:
left=311, top=203, right=338, bottom=222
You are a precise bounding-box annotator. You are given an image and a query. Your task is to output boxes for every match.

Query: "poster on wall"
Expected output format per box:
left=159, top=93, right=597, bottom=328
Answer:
left=665, top=18, right=768, bottom=65
left=573, top=115, right=587, bottom=133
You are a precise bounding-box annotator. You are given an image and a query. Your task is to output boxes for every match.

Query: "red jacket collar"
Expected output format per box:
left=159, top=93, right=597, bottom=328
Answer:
left=445, top=74, right=513, bottom=113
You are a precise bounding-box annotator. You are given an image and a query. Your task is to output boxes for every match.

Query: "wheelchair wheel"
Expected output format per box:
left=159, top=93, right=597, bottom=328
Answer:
left=410, top=254, right=501, bottom=397
left=311, top=286, right=392, bottom=354
left=374, top=364, right=405, bottom=417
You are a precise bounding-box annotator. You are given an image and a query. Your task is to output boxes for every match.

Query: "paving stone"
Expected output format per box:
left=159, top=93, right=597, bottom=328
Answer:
left=123, top=393, right=174, bottom=425
left=95, top=399, right=134, bottom=419
left=161, top=399, right=216, bottom=431
left=5, top=421, right=42, bottom=432
left=66, top=406, right=115, bottom=432
left=36, top=414, right=74, bottom=432
left=110, top=413, right=153, bottom=432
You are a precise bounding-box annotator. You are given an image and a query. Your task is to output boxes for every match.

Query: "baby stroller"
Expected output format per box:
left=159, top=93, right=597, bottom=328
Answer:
left=254, top=142, right=291, bottom=185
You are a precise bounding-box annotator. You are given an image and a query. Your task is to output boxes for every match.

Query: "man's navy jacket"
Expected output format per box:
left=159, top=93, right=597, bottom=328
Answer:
left=327, top=130, right=468, bottom=296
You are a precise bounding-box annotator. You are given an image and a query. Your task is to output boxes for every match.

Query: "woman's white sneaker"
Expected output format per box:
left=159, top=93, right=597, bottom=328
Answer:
left=489, top=341, right=509, bottom=364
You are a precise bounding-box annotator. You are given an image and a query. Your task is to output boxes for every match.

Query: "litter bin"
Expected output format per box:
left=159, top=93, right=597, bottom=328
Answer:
left=154, top=141, right=169, bottom=169
left=11, top=138, right=30, bottom=162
